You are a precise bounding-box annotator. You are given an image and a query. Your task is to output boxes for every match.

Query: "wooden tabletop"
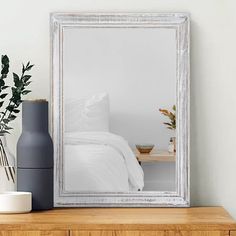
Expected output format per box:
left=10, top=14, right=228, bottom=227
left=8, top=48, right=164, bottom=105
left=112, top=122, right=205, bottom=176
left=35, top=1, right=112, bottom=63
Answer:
left=0, top=207, right=235, bottom=231
left=135, top=149, right=176, bottom=162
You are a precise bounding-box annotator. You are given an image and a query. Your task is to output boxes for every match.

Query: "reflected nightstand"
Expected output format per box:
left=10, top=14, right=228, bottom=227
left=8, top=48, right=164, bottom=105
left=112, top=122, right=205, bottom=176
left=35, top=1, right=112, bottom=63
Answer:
left=134, top=149, right=176, bottom=164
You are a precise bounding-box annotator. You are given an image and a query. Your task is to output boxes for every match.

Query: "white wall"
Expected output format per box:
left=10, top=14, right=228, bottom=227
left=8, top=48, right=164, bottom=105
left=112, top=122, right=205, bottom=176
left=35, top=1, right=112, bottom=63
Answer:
left=0, top=0, right=235, bottom=218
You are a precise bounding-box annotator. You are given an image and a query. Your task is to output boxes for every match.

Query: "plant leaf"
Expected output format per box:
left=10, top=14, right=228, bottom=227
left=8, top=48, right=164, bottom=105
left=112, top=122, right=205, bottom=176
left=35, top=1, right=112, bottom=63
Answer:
left=163, top=122, right=172, bottom=126
left=26, top=64, right=34, bottom=71
left=167, top=127, right=174, bottom=130
left=13, top=109, right=20, bottom=113
left=13, top=72, right=20, bottom=85
left=8, top=114, right=16, bottom=120
left=22, top=90, right=31, bottom=95
left=25, top=81, right=31, bottom=86
left=0, top=130, right=10, bottom=135
left=2, top=85, right=9, bottom=90
left=6, top=105, right=15, bottom=112
left=1, top=67, right=9, bottom=75
left=0, top=80, right=5, bottom=87
left=23, top=75, right=31, bottom=82
left=3, top=119, right=9, bottom=124
left=5, top=126, right=13, bottom=130
left=1, top=55, right=9, bottom=66
left=0, top=93, right=8, bottom=99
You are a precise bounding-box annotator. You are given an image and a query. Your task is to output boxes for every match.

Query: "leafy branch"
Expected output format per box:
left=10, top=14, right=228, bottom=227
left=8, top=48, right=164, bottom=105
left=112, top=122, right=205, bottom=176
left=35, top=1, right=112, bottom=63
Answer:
left=159, top=105, right=176, bottom=130
left=0, top=55, right=34, bottom=136
left=0, top=55, right=10, bottom=103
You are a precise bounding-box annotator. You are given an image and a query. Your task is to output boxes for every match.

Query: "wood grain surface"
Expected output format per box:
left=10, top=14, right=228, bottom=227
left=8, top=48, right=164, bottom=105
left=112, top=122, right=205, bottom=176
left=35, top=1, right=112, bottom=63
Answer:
left=0, top=207, right=235, bottom=231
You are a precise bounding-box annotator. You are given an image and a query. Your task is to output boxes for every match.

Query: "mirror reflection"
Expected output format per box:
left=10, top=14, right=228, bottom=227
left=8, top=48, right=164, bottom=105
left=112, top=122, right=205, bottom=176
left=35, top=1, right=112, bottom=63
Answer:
left=63, top=27, right=177, bottom=192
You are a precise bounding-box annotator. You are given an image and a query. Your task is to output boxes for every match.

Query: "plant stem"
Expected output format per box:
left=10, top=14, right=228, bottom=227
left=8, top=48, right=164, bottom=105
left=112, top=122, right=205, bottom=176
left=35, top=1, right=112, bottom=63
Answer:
left=0, top=138, right=15, bottom=183
left=0, top=101, right=12, bottom=123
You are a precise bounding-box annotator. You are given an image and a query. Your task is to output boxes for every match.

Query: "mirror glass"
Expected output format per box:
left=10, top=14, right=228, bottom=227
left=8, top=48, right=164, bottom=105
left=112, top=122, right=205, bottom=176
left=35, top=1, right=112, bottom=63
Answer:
left=63, top=27, right=177, bottom=193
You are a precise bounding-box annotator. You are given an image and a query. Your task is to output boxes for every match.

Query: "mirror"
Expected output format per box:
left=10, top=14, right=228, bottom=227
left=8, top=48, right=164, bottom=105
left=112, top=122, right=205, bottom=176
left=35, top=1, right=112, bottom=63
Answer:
left=51, top=13, right=190, bottom=207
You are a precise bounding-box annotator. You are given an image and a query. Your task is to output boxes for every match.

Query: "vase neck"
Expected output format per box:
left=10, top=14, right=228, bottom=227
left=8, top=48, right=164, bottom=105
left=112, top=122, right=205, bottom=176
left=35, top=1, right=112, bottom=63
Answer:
left=0, top=135, right=15, bottom=168
left=22, top=100, right=49, bottom=133
left=0, top=135, right=7, bottom=147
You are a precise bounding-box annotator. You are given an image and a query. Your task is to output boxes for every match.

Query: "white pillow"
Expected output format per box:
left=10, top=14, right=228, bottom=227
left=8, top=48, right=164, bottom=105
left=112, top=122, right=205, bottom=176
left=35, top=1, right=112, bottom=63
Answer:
left=65, top=93, right=110, bottom=132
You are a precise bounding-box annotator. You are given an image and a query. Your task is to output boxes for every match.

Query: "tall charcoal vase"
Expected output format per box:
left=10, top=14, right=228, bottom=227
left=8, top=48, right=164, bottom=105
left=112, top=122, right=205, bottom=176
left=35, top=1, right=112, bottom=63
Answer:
left=17, top=100, right=53, bottom=210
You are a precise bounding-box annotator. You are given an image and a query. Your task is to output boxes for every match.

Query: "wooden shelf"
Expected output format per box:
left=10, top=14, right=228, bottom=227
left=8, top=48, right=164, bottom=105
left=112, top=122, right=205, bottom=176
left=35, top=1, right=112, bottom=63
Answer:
left=134, top=149, right=176, bottom=162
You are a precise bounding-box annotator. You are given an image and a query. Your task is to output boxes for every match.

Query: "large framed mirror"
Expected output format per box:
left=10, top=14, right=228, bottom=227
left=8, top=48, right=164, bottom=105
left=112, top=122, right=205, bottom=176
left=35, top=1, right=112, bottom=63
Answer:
left=51, top=12, right=190, bottom=207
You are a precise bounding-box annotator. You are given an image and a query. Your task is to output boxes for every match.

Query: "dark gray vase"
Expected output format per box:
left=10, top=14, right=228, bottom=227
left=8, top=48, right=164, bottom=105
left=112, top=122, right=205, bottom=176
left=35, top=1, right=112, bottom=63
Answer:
left=17, top=100, right=53, bottom=210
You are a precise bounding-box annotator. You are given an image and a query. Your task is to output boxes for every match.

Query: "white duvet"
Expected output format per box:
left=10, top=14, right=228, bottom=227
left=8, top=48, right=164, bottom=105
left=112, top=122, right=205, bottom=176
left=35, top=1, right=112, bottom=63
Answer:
left=64, top=132, right=144, bottom=192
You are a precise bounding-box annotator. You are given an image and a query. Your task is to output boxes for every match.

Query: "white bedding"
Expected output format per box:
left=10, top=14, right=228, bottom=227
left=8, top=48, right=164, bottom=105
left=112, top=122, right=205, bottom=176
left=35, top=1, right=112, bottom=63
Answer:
left=65, top=93, right=110, bottom=132
left=64, top=132, right=144, bottom=192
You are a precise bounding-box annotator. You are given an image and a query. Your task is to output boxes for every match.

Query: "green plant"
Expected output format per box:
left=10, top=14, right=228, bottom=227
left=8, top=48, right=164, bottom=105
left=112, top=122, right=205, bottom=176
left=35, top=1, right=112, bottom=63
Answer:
left=0, top=55, right=34, bottom=183
left=159, top=105, right=176, bottom=130
left=0, top=55, right=34, bottom=135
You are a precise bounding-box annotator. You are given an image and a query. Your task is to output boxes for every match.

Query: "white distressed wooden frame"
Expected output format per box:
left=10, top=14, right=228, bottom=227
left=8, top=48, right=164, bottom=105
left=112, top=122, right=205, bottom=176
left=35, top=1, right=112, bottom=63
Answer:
left=51, top=12, right=190, bottom=207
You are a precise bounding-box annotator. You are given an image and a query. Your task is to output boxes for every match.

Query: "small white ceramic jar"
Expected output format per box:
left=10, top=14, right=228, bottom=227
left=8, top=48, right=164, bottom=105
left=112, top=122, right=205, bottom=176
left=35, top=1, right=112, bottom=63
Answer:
left=0, top=191, right=32, bottom=213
